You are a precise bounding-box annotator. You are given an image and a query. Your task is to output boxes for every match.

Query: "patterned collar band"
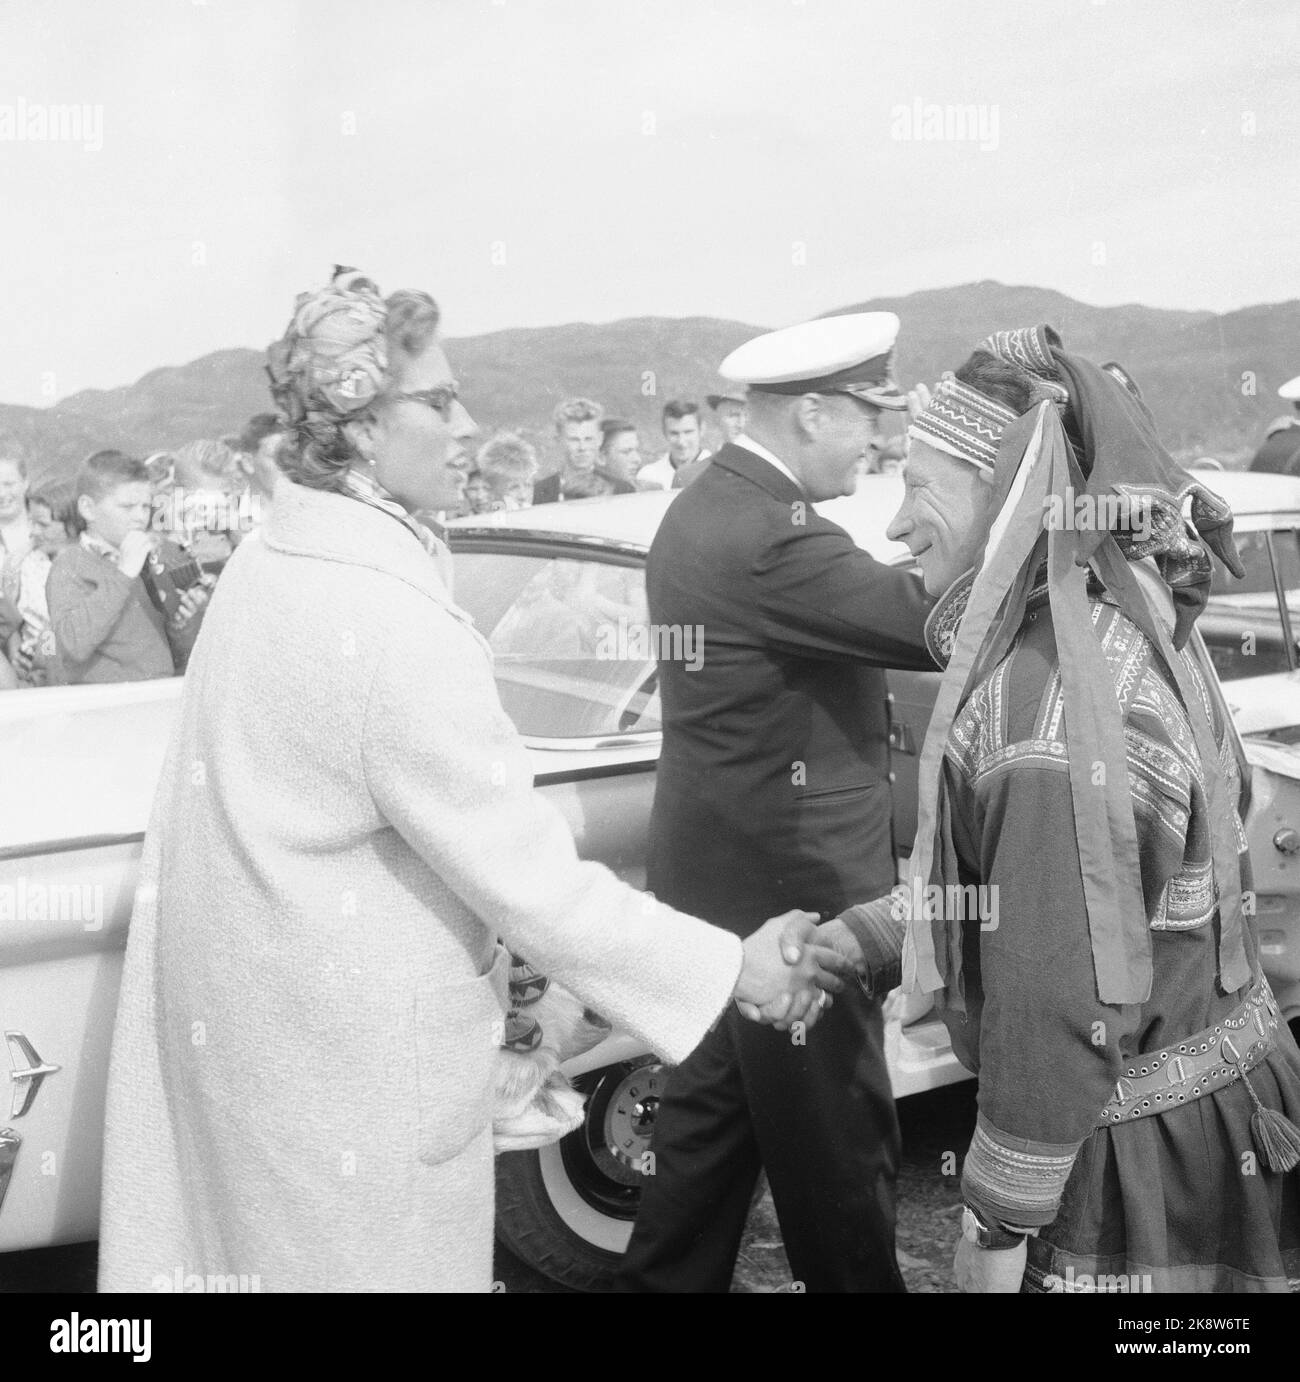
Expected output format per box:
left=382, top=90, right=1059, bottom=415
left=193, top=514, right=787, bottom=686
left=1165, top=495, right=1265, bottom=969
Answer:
left=905, top=374, right=1018, bottom=474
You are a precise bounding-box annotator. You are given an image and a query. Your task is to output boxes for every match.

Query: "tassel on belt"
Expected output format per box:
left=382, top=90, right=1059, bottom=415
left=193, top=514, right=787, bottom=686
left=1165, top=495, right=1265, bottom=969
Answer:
left=1097, top=976, right=1300, bottom=1172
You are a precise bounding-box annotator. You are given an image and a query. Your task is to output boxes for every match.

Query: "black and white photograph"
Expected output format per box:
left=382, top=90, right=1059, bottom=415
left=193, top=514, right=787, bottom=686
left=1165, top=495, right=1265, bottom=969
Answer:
left=1, top=0, right=1299, bottom=1340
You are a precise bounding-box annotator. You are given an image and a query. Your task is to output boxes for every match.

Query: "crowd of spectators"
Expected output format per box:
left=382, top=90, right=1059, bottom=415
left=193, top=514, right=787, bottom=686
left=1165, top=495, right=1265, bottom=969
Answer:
left=0, top=387, right=905, bottom=691
left=0, top=414, right=281, bottom=691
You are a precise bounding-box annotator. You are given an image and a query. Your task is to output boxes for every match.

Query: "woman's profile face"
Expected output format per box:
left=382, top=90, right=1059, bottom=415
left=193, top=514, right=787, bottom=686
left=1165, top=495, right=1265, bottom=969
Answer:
left=0, top=459, right=28, bottom=521
left=372, top=340, right=478, bottom=513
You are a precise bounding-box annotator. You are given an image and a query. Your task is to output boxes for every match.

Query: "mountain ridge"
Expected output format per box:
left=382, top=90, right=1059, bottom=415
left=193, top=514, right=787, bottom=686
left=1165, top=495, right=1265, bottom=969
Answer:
left=4, top=282, right=1296, bottom=478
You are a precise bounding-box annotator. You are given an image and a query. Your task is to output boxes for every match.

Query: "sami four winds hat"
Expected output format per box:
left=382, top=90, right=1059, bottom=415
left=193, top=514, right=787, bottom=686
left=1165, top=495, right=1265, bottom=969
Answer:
left=719, top=311, right=907, bottom=410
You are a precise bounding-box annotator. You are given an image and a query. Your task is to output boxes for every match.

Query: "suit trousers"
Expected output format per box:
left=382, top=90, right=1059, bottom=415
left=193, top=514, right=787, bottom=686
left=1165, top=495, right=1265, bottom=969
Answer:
left=614, top=984, right=904, bottom=1293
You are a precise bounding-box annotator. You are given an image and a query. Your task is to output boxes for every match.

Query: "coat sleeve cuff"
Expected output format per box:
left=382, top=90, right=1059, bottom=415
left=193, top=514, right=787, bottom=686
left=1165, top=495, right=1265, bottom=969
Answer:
left=836, top=895, right=904, bottom=997
left=961, top=1111, right=1082, bottom=1229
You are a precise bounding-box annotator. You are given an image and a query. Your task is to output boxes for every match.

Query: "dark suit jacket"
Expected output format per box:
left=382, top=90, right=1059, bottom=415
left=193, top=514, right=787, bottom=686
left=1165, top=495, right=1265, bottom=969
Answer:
left=532, top=470, right=635, bottom=505
left=645, top=442, right=936, bottom=933
left=1250, top=424, right=1300, bottom=477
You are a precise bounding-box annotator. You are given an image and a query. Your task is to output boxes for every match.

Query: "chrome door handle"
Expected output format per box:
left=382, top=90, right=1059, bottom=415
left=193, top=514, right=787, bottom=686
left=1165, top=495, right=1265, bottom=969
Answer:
left=6, top=1032, right=61, bottom=1119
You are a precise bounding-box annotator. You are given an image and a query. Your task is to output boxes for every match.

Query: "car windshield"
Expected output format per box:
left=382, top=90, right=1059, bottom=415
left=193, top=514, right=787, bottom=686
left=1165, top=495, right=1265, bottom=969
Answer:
left=450, top=550, right=661, bottom=739
left=1203, top=528, right=1300, bottom=681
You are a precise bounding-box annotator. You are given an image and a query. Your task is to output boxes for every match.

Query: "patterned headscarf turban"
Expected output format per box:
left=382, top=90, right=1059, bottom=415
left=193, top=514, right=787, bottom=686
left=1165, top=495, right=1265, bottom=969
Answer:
left=265, top=266, right=390, bottom=427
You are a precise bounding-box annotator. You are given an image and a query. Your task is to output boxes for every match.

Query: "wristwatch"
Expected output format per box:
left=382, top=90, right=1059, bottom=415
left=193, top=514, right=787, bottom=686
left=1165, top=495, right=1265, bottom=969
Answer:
left=960, top=1204, right=1028, bottom=1250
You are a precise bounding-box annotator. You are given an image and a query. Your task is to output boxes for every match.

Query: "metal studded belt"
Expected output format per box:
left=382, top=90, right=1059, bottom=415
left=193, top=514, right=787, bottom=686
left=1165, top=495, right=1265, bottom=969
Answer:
left=1097, top=977, right=1282, bottom=1127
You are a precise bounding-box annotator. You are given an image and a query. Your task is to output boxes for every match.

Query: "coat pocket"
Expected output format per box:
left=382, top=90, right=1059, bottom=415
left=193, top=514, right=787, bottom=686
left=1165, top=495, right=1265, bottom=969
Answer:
left=788, top=780, right=896, bottom=903
left=414, top=945, right=509, bottom=1166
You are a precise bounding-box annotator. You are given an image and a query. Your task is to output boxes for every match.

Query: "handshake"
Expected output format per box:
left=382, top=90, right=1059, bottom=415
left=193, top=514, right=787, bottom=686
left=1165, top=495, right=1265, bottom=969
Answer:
left=731, top=895, right=904, bottom=1033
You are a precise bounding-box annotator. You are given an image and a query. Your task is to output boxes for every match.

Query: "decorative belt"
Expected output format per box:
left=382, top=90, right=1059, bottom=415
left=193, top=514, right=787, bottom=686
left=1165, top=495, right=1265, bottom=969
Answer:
left=1098, top=977, right=1281, bottom=1126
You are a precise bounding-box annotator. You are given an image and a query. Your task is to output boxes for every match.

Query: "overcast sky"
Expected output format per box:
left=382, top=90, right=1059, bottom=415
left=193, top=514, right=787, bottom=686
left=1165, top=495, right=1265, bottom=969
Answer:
left=1, top=0, right=1297, bottom=407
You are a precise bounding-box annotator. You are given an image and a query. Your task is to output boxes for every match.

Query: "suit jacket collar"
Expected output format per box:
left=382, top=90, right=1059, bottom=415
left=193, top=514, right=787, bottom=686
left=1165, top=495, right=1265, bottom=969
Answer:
left=711, top=442, right=805, bottom=505
left=263, top=480, right=474, bottom=633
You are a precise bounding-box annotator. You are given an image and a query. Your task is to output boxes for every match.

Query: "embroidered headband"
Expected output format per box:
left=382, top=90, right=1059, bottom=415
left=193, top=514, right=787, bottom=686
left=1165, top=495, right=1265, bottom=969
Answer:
left=906, top=374, right=1018, bottom=473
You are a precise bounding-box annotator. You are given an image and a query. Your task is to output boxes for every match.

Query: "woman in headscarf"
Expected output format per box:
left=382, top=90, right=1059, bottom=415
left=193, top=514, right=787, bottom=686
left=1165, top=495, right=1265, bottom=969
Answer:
left=98, top=268, right=845, bottom=1293
left=831, top=325, right=1300, bottom=1292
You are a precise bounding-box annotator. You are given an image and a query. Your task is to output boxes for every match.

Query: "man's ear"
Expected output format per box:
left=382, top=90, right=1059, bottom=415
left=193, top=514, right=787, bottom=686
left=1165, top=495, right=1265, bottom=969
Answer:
left=793, top=393, right=822, bottom=441
left=76, top=493, right=95, bottom=525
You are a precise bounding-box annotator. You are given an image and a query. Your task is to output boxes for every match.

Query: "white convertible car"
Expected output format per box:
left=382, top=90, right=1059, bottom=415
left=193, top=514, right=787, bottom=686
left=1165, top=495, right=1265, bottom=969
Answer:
left=1, top=471, right=1297, bottom=1292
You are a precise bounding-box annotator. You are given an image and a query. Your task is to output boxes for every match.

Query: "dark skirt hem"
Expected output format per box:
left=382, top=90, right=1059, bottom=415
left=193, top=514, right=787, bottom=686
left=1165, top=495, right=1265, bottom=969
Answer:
left=1021, top=1043, right=1300, bottom=1294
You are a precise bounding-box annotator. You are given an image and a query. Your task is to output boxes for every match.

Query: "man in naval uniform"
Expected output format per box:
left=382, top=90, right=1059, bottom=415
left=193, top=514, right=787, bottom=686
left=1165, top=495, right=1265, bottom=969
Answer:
left=614, top=313, right=936, bottom=1293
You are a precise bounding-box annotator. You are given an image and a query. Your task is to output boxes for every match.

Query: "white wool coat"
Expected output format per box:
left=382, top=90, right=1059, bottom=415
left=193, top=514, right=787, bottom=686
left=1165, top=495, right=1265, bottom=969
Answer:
left=98, top=480, right=741, bottom=1293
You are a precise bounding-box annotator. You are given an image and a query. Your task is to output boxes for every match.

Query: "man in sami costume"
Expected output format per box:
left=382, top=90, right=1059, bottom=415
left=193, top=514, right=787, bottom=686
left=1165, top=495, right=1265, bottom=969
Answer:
left=830, top=324, right=1300, bottom=1292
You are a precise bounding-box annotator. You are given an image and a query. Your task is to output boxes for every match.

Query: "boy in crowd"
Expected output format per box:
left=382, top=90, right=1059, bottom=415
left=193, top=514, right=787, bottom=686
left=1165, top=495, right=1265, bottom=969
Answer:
left=599, top=418, right=643, bottom=486
left=534, top=398, right=634, bottom=502
left=47, top=450, right=210, bottom=684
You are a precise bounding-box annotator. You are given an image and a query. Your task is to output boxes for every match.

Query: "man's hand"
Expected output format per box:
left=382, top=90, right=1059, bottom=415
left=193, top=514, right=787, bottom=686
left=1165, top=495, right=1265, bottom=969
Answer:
left=169, top=583, right=211, bottom=630
left=953, top=1232, right=1028, bottom=1293
left=733, top=910, right=849, bottom=1033
left=118, top=531, right=156, bottom=579
left=812, top=917, right=865, bottom=974
left=905, top=381, right=933, bottom=423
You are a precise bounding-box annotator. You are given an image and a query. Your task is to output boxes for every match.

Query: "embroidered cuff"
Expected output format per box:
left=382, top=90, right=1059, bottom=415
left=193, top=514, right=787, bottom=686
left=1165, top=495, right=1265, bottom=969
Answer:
left=837, top=896, right=904, bottom=998
left=961, top=1112, right=1082, bottom=1229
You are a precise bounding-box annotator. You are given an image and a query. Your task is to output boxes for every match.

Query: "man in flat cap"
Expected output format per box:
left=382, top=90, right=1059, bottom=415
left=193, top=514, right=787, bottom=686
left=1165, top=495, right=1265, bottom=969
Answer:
left=1250, top=374, right=1300, bottom=477
left=708, top=388, right=748, bottom=445
left=616, top=313, right=936, bottom=1293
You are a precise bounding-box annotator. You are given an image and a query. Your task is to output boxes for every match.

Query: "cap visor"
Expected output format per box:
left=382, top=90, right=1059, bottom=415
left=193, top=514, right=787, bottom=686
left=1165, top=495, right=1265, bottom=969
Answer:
left=851, top=381, right=908, bottom=411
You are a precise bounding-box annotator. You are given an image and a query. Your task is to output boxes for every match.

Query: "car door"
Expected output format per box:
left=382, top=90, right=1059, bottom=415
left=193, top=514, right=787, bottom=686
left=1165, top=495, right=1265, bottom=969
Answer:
left=0, top=679, right=180, bottom=1251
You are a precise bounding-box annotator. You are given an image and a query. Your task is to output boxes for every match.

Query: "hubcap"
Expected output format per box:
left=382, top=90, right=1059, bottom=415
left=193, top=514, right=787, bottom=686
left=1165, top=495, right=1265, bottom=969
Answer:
left=559, top=1058, right=666, bottom=1219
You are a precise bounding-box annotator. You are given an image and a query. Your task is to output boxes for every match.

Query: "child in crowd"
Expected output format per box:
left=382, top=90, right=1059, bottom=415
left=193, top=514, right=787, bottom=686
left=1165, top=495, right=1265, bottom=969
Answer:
left=171, top=438, right=244, bottom=566
left=46, top=450, right=210, bottom=684
left=477, top=432, right=539, bottom=511
left=5, top=479, right=76, bottom=685
left=235, top=413, right=284, bottom=513
left=0, top=445, right=34, bottom=603
left=462, top=468, right=493, bottom=515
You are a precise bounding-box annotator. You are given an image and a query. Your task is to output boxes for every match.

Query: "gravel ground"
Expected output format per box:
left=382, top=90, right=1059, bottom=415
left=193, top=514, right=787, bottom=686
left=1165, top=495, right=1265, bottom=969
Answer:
left=728, top=1078, right=976, bottom=1294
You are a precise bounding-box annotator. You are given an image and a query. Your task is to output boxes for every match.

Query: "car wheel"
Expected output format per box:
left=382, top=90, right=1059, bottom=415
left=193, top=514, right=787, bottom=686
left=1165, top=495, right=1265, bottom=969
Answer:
left=494, top=1056, right=666, bottom=1291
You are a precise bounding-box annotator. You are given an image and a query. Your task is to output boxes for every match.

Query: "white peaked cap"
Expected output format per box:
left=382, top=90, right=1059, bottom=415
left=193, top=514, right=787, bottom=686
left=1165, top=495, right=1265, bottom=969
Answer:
left=720, top=311, right=906, bottom=409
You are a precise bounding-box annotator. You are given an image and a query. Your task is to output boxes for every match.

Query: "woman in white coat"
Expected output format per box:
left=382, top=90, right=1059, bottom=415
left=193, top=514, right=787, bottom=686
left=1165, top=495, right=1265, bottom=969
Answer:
left=98, top=268, right=843, bottom=1293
